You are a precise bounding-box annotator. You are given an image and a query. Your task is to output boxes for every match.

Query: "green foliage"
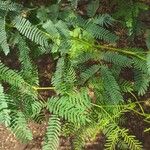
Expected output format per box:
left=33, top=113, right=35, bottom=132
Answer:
left=101, top=66, right=123, bottom=104
left=146, top=30, right=150, bottom=50
left=47, top=89, right=91, bottom=125
left=13, top=16, right=48, bottom=47
left=80, top=64, right=100, bottom=85
left=17, top=35, right=39, bottom=85
left=85, top=22, right=119, bottom=43
left=87, top=0, right=99, bottom=17
left=93, top=14, right=115, bottom=27
left=105, top=126, right=119, bottom=150
left=144, top=114, right=150, bottom=133
left=52, top=57, right=76, bottom=94
left=43, top=115, right=61, bottom=150
left=0, top=14, right=9, bottom=55
left=0, top=0, right=149, bottom=150
left=113, top=0, right=149, bottom=35
left=120, top=79, right=133, bottom=93
left=105, top=126, right=143, bottom=150
left=0, top=62, right=37, bottom=98
left=120, top=128, right=143, bottom=150
left=102, top=52, right=132, bottom=67
left=0, top=84, right=10, bottom=127
left=134, top=70, right=150, bottom=96
left=147, top=52, right=150, bottom=75
left=133, top=57, right=148, bottom=73
left=0, top=0, right=22, bottom=12
left=10, top=111, right=33, bottom=142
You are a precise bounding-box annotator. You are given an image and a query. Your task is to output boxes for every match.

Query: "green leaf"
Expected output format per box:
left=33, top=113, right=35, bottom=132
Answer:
left=147, top=52, right=150, bottom=75
left=13, top=16, right=48, bottom=47
left=0, top=84, right=10, bottom=127
left=0, top=0, right=22, bottom=12
left=101, top=66, right=124, bottom=104
left=146, top=30, right=150, bottom=50
left=11, top=112, right=33, bottom=142
left=0, top=14, right=9, bottom=55
left=0, top=62, right=37, bottom=98
left=134, top=70, right=150, bottom=96
left=120, top=128, right=143, bottom=150
left=87, top=0, right=99, bottom=17
left=43, top=115, right=61, bottom=150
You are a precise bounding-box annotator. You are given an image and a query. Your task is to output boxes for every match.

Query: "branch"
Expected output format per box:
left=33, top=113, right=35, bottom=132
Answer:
left=32, top=86, right=55, bottom=90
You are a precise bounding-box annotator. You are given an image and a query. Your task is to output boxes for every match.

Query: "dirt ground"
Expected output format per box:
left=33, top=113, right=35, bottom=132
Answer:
left=0, top=123, right=105, bottom=150
left=0, top=120, right=149, bottom=150
left=0, top=122, right=46, bottom=150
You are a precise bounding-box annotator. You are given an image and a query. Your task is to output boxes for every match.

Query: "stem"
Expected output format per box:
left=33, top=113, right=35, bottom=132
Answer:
left=128, top=108, right=147, bottom=117
left=72, top=37, right=146, bottom=61
left=129, top=91, right=145, bottom=115
left=91, top=103, right=115, bottom=122
left=91, top=102, right=148, bottom=118
left=96, top=45, right=146, bottom=61
left=32, top=86, right=55, bottom=90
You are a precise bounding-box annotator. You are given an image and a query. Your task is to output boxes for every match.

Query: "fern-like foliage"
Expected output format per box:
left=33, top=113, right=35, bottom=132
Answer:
left=120, top=128, right=143, bottom=150
left=105, top=127, right=119, bottom=150
left=146, top=52, right=150, bottom=75
left=96, top=102, right=142, bottom=150
left=134, top=69, right=150, bottom=96
left=71, top=101, right=141, bottom=150
left=102, top=52, right=132, bottom=67
left=93, top=14, right=115, bottom=27
left=85, top=22, right=118, bottom=43
left=10, top=111, right=33, bottom=142
left=52, top=57, right=76, bottom=94
left=17, top=35, right=39, bottom=85
left=0, top=62, right=25, bottom=87
left=0, top=0, right=149, bottom=149
left=133, top=57, right=147, bottom=74
left=47, top=89, right=91, bottom=125
left=0, top=14, right=9, bottom=55
left=13, top=16, right=48, bottom=47
left=0, top=0, right=22, bottom=12
left=113, top=0, right=148, bottom=35
left=72, top=120, right=102, bottom=150
left=42, top=20, right=60, bottom=40
left=43, top=115, right=61, bottom=150
left=119, top=79, right=133, bottom=93
left=0, top=62, right=37, bottom=98
left=101, top=66, right=123, bottom=104
left=104, top=125, right=143, bottom=150
left=0, top=84, right=10, bottom=127
left=87, top=0, right=99, bottom=17
left=146, top=29, right=150, bottom=50
left=80, top=64, right=100, bottom=85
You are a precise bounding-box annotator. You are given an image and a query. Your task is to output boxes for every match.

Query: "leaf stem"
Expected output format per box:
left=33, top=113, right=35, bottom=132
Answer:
left=73, top=37, right=146, bottom=61
left=32, top=86, right=55, bottom=90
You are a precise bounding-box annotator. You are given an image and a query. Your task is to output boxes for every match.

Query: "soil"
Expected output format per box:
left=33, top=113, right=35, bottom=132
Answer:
left=0, top=123, right=105, bottom=150
left=124, top=112, right=150, bottom=150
